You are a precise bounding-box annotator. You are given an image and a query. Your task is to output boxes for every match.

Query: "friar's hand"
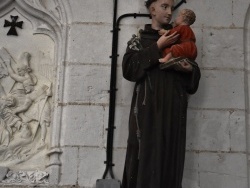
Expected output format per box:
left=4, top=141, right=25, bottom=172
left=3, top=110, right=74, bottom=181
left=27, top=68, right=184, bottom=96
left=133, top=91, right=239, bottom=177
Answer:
left=175, top=61, right=193, bottom=72
left=157, top=31, right=179, bottom=50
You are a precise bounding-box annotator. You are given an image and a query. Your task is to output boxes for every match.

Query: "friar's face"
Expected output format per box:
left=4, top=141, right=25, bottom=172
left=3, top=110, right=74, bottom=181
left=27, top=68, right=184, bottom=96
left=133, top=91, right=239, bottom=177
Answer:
left=150, top=0, right=174, bottom=27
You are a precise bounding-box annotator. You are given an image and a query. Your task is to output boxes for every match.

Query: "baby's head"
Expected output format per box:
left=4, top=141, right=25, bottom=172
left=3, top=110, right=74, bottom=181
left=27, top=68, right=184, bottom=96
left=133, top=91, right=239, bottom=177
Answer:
left=178, top=9, right=196, bottom=26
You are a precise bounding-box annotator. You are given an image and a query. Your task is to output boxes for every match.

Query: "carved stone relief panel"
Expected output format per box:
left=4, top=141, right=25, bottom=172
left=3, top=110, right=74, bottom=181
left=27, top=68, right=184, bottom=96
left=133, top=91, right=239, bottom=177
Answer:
left=0, top=0, right=67, bottom=183
left=0, top=12, right=54, bottom=170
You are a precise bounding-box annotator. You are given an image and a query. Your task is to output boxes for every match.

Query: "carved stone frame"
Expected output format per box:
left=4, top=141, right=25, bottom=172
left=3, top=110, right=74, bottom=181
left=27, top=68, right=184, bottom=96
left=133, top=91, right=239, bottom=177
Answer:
left=0, top=0, right=70, bottom=184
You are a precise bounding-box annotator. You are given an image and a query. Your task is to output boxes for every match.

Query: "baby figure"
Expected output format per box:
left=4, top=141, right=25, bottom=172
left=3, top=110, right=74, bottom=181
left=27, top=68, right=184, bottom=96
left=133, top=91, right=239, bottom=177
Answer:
left=159, top=9, right=197, bottom=64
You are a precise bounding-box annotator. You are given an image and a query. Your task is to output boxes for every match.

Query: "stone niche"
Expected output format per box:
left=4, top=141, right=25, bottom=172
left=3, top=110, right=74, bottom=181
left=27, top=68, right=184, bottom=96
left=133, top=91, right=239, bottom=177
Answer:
left=0, top=0, right=68, bottom=185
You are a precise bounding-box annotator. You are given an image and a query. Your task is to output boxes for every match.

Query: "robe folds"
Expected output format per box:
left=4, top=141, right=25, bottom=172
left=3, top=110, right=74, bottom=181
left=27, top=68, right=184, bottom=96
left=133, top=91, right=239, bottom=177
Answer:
left=121, top=24, right=201, bottom=188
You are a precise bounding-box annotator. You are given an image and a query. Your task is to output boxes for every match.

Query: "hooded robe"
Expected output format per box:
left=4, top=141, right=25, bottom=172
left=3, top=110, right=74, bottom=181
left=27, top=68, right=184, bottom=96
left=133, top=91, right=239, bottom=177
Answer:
left=122, top=24, right=201, bottom=188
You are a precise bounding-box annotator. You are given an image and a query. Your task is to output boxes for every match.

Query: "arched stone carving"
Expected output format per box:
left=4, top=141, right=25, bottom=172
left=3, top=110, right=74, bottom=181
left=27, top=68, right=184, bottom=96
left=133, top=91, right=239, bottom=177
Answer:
left=244, top=4, right=250, bottom=188
left=0, top=0, right=69, bottom=185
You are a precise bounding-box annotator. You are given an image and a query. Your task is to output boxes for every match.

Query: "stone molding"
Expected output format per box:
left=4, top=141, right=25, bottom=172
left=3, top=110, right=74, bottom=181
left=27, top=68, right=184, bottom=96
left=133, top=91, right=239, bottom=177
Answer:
left=244, top=3, right=250, bottom=188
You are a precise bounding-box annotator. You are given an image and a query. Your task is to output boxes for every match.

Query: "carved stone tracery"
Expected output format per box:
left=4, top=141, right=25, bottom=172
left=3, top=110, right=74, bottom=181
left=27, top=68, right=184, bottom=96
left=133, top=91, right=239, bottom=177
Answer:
left=2, top=170, right=49, bottom=184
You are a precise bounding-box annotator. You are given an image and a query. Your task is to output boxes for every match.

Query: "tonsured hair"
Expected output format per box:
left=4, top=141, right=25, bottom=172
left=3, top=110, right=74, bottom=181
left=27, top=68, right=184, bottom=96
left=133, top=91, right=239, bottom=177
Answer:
left=145, top=0, right=157, bottom=8
left=145, top=0, right=176, bottom=8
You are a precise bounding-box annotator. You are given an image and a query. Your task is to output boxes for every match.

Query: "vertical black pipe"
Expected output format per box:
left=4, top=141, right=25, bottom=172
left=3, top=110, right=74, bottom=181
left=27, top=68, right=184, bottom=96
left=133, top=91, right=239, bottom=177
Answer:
left=103, top=0, right=118, bottom=179
left=174, top=0, right=186, bottom=10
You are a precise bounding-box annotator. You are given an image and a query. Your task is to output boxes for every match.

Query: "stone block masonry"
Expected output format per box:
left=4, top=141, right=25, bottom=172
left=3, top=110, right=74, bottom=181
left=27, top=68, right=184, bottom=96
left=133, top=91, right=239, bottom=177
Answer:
left=0, top=0, right=248, bottom=188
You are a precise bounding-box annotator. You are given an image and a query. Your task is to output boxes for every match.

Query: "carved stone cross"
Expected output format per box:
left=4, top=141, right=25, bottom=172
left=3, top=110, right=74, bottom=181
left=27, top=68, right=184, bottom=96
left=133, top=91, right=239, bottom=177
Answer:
left=4, top=15, right=23, bottom=36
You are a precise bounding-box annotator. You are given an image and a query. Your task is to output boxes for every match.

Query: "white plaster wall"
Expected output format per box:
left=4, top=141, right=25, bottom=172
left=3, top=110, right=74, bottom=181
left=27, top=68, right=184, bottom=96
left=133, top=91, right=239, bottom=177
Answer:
left=58, top=0, right=250, bottom=187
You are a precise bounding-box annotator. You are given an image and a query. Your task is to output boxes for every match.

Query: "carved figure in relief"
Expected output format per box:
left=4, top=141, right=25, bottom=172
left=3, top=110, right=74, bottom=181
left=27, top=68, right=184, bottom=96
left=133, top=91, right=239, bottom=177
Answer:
left=0, top=95, right=32, bottom=148
left=4, top=53, right=51, bottom=148
left=17, top=83, right=51, bottom=148
left=0, top=48, right=52, bottom=164
left=4, top=53, right=36, bottom=94
left=0, top=96, right=22, bottom=136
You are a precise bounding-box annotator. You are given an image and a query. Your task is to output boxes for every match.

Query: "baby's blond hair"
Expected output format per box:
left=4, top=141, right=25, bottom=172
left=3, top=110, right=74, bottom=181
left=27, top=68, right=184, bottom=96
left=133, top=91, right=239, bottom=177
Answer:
left=182, top=9, right=196, bottom=25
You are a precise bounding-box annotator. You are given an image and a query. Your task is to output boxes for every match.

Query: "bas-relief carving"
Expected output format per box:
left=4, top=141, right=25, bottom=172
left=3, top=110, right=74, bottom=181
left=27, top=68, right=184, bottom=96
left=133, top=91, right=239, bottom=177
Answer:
left=0, top=48, right=52, bottom=167
left=0, top=0, right=69, bottom=185
left=0, top=1, right=56, bottom=176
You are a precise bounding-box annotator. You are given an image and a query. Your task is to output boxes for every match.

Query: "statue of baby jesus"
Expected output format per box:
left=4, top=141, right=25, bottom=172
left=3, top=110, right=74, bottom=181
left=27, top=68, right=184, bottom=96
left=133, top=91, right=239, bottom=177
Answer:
left=159, top=9, right=197, bottom=68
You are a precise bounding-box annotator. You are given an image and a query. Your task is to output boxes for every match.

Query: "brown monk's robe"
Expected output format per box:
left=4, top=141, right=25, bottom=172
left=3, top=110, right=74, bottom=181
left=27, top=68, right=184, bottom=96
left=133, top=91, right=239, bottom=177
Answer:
left=122, top=24, right=201, bottom=188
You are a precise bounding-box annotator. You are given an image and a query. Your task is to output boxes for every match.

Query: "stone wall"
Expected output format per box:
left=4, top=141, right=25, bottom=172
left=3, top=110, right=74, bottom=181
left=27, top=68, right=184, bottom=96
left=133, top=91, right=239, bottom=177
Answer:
left=59, top=0, right=250, bottom=187
left=0, top=0, right=248, bottom=187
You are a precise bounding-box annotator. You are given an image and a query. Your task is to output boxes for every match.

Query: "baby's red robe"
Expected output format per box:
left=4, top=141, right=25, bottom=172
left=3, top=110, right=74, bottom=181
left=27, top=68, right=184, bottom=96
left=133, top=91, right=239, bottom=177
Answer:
left=163, top=25, right=197, bottom=60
